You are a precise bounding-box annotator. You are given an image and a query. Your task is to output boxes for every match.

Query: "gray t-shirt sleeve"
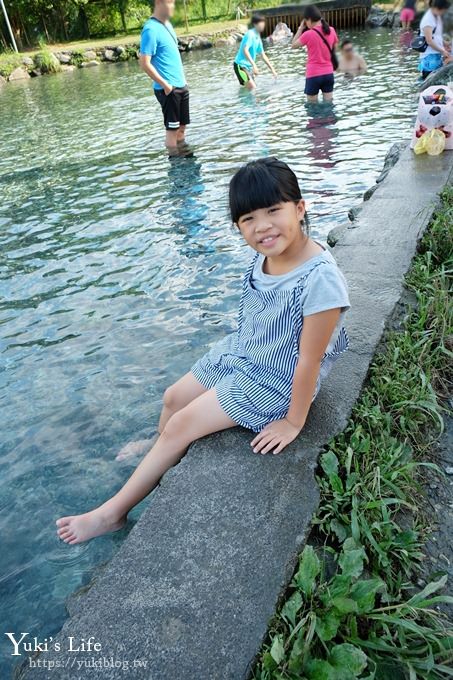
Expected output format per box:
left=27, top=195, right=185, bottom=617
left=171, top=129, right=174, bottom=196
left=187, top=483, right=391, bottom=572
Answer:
left=300, top=262, right=351, bottom=317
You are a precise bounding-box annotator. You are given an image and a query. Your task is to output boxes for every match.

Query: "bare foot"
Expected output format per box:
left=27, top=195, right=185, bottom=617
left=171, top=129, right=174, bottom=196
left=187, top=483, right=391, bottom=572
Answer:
left=56, top=506, right=127, bottom=545
left=115, top=436, right=158, bottom=462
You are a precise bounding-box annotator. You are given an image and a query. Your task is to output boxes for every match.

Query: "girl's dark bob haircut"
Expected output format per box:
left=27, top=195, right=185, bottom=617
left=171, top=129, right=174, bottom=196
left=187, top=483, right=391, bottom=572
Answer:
left=229, top=157, right=302, bottom=224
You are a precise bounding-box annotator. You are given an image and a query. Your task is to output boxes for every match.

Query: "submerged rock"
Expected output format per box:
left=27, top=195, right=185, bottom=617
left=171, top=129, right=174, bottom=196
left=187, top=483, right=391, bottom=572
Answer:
left=421, top=63, right=453, bottom=89
left=8, top=67, right=30, bottom=81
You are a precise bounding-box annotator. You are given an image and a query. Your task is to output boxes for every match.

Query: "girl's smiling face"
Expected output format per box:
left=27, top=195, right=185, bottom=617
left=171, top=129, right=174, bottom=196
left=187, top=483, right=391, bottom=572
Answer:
left=236, top=199, right=306, bottom=255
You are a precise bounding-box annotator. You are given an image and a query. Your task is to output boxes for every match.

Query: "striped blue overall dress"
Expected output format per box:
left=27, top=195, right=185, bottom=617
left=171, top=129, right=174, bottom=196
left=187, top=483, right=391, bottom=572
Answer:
left=191, top=251, right=349, bottom=432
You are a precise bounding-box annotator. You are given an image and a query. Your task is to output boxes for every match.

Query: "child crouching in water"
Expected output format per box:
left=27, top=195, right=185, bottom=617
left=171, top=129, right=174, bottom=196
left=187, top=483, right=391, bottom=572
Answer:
left=57, top=157, right=350, bottom=545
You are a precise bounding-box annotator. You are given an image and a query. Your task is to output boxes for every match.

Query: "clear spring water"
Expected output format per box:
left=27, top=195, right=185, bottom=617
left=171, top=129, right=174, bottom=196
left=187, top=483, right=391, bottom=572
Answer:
left=0, top=27, right=419, bottom=674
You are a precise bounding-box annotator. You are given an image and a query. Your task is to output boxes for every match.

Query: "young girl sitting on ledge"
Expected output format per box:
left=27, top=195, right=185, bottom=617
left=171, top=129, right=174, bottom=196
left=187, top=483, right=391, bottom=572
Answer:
left=56, top=157, right=351, bottom=545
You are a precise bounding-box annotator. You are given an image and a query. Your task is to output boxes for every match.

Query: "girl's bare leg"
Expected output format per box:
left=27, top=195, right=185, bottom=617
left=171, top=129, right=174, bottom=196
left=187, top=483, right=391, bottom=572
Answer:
left=56, top=387, right=236, bottom=544
left=115, top=373, right=207, bottom=461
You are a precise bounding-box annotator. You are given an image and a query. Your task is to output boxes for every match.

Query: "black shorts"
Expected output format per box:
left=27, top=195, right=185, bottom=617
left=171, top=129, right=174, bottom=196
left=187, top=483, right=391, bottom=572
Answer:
left=304, top=73, right=334, bottom=96
left=154, top=85, right=190, bottom=130
left=233, top=62, right=254, bottom=86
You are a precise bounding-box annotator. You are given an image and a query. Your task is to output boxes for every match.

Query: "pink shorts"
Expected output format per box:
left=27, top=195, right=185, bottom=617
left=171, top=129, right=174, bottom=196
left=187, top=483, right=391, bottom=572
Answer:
left=400, top=7, right=415, bottom=22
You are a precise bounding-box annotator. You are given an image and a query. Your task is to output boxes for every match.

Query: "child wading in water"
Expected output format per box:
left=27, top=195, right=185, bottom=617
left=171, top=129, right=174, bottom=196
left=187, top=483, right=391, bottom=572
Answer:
left=57, top=158, right=351, bottom=545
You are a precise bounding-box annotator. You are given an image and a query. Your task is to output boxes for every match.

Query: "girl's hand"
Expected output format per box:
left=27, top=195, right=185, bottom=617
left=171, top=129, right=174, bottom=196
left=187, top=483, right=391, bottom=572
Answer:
left=250, top=418, right=301, bottom=455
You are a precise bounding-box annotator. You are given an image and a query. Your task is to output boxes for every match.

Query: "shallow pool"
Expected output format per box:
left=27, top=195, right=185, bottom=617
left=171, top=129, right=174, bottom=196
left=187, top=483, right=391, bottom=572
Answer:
left=0, top=27, right=418, bottom=674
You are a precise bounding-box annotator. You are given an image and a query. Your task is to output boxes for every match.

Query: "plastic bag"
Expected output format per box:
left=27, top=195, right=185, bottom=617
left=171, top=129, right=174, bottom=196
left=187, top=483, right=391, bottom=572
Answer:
left=414, top=128, right=446, bottom=155
left=411, top=86, right=453, bottom=152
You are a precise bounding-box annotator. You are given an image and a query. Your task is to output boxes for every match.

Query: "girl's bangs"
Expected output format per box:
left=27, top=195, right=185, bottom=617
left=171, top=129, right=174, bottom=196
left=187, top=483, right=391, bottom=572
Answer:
left=230, top=165, right=299, bottom=223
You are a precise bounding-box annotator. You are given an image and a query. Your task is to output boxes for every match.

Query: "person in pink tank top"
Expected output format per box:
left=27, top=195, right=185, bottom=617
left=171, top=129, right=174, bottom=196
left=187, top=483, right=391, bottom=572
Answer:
left=291, top=4, right=338, bottom=102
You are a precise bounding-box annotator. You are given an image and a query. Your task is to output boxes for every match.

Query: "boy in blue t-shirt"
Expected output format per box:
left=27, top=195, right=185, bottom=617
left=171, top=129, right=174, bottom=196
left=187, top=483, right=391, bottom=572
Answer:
left=139, top=0, right=189, bottom=151
left=234, top=14, right=277, bottom=90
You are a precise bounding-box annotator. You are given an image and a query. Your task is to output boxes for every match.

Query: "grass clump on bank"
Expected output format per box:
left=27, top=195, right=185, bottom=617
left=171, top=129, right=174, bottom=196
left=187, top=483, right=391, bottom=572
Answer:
left=0, top=51, right=23, bottom=78
left=253, top=186, right=453, bottom=680
left=34, top=48, right=61, bottom=74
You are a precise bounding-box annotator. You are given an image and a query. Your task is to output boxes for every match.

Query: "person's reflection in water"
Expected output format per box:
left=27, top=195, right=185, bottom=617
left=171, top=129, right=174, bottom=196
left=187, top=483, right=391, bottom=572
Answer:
left=165, top=152, right=213, bottom=256
left=304, top=101, right=339, bottom=170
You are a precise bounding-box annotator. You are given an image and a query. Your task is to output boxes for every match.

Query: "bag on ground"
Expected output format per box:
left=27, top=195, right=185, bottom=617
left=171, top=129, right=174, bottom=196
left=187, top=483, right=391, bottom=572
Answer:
left=411, top=85, right=453, bottom=152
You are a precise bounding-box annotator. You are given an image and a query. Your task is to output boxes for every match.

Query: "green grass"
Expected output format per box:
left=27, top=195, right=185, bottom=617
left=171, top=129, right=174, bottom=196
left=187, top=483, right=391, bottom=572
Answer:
left=34, top=48, right=61, bottom=74
left=0, top=51, right=23, bottom=78
left=253, top=186, right=453, bottom=680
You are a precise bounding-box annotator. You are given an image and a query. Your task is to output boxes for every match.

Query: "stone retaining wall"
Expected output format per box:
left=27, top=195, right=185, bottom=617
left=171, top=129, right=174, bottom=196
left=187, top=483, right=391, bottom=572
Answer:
left=0, top=24, right=247, bottom=86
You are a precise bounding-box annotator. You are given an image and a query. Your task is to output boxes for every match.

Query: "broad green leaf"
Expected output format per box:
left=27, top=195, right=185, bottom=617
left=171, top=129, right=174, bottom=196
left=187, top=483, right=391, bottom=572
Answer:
left=281, top=591, right=303, bottom=627
left=349, top=579, right=383, bottom=614
left=339, top=547, right=365, bottom=580
left=330, top=473, right=344, bottom=494
left=262, top=650, right=277, bottom=671
left=305, top=658, right=336, bottom=680
left=329, top=574, right=352, bottom=598
left=330, top=643, right=368, bottom=676
left=331, top=596, right=359, bottom=614
left=294, top=546, right=320, bottom=596
left=315, top=612, right=341, bottom=641
left=321, top=451, right=339, bottom=477
left=269, top=634, right=285, bottom=665
left=331, top=519, right=348, bottom=543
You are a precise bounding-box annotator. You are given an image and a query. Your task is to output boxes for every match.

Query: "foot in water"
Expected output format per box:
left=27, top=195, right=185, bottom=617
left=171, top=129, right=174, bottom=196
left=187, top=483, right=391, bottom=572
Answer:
left=115, top=435, right=158, bottom=461
left=56, top=505, right=127, bottom=545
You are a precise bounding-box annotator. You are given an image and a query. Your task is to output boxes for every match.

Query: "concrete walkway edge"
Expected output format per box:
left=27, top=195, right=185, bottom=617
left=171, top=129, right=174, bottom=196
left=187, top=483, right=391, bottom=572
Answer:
left=17, top=147, right=453, bottom=680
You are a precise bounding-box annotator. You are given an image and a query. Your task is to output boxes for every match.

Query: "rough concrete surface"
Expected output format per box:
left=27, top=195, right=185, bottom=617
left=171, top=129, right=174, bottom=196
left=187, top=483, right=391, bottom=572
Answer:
left=18, top=148, right=453, bottom=680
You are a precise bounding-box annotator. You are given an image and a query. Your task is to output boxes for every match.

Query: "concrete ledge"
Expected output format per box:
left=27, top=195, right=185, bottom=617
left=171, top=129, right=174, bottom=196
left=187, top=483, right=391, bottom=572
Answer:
left=18, top=148, right=453, bottom=680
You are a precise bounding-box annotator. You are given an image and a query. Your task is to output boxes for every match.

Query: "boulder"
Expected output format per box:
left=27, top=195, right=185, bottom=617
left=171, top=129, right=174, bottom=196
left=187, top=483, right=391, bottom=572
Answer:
left=103, top=48, right=116, bottom=61
left=29, top=69, right=42, bottom=77
left=178, top=37, right=193, bottom=52
left=366, top=7, right=397, bottom=28
left=57, top=52, right=71, bottom=64
left=22, top=56, right=33, bottom=66
left=83, top=50, right=97, bottom=60
left=327, top=224, right=348, bottom=246
left=8, top=67, right=30, bottom=81
left=375, top=142, right=407, bottom=184
left=214, top=36, right=237, bottom=47
left=197, top=37, right=213, bottom=49
left=420, top=63, right=453, bottom=89
left=81, top=60, right=100, bottom=68
left=115, top=45, right=125, bottom=55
